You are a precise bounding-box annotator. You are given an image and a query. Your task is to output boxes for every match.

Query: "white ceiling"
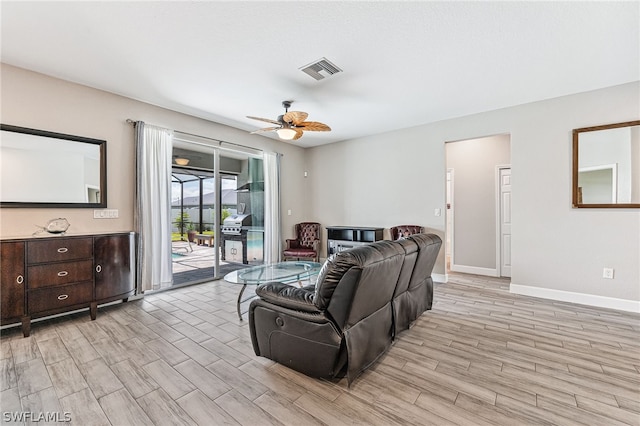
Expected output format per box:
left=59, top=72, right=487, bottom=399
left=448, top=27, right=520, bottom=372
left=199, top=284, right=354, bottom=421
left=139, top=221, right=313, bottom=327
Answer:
left=2, top=1, right=638, bottom=148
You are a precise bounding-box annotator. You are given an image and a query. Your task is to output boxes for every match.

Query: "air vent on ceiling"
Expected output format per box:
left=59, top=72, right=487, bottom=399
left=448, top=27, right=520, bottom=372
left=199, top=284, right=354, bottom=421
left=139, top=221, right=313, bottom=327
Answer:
left=300, top=57, right=342, bottom=81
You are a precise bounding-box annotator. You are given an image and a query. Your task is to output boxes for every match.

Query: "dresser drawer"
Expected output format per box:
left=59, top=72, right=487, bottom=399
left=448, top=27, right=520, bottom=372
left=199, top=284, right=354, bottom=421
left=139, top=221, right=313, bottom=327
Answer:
left=28, top=281, right=93, bottom=314
left=27, top=260, right=93, bottom=289
left=27, top=238, right=93, bottom=264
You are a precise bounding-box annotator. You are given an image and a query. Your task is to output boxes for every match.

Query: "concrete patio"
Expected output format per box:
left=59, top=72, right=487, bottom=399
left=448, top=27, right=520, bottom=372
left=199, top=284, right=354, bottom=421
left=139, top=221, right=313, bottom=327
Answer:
left=171, top=240, right=259, bottom=286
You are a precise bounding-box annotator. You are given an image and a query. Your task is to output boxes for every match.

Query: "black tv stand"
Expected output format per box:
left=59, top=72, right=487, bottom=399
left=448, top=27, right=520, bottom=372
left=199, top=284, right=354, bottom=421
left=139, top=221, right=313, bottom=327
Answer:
left=326, top=226, right=384, bottom=257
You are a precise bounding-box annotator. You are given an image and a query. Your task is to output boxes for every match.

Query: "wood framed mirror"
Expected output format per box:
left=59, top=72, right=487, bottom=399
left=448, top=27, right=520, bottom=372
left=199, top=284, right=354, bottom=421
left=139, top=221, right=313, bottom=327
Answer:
left=0, top=124, right=107, bottom=208
left=572, top=120, right=640, bottom=208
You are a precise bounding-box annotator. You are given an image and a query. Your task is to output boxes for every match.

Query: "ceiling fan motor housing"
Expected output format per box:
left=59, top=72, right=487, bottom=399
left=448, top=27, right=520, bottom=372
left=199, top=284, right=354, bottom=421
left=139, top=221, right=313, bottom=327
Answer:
left=276, top=115, right=291, bottom=126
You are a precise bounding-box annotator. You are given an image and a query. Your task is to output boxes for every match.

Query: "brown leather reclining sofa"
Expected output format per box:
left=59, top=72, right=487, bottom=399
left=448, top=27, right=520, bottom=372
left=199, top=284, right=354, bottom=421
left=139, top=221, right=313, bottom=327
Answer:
left=249, top=233, right=442, bottom=385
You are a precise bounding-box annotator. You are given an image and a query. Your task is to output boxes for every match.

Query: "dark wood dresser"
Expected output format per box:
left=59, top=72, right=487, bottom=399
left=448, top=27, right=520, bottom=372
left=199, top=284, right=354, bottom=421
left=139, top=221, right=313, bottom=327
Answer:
left=1, top=232, right=135, bottom=337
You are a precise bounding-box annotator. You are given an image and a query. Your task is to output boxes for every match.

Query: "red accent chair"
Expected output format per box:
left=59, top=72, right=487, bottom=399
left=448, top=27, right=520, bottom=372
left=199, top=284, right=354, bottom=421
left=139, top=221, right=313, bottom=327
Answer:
left=283, top=222, right=321, bottom=262
left=390, top=225, right=424, bottom=241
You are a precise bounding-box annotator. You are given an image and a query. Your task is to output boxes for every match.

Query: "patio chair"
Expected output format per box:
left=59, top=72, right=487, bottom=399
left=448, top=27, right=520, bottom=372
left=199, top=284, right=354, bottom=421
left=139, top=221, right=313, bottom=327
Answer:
left=172, top=236, right=193, bottom=254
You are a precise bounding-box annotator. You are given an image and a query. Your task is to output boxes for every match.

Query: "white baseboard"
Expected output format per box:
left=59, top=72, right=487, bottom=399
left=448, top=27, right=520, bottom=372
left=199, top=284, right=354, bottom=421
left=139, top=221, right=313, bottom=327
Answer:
left=510, top=283, right=640, bottom=313
left=450, top=264, right=499, bottom=277
left=432, top=273, right=447, bottom=283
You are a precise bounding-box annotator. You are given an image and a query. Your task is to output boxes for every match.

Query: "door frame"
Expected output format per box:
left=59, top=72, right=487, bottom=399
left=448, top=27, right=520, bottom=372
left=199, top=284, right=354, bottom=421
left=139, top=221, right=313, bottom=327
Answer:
left=495, top=164, right=512, bottom=278
left=446, top=168, right=455, bottom=276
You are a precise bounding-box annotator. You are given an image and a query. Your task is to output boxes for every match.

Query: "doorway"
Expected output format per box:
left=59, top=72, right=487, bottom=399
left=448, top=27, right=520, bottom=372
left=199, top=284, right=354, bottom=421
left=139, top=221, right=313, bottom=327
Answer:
left=578, top=164, right=617, bottom=203
left=170, top=140, right=265, bottom=286
left=445, top=134, right=511, bottom=278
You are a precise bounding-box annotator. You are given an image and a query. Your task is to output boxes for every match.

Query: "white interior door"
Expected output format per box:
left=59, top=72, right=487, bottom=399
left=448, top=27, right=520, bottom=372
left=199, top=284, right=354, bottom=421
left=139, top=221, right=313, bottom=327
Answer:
left=499, top=167, right=512, bottom=277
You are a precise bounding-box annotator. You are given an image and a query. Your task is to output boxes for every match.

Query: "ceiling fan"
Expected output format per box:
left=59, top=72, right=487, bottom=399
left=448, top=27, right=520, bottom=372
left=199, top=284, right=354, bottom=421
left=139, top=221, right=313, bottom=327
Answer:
left=247, top=101, right=331, bottom=141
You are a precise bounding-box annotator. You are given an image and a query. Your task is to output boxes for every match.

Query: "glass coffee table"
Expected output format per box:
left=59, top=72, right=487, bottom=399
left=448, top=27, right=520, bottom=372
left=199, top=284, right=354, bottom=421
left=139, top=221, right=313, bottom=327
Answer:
left=224, top=261, right=322, bottom=320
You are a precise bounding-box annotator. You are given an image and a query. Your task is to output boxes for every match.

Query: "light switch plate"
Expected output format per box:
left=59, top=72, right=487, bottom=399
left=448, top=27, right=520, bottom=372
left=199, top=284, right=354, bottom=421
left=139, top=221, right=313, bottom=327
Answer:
left=94, top=209, right=119, bottom=219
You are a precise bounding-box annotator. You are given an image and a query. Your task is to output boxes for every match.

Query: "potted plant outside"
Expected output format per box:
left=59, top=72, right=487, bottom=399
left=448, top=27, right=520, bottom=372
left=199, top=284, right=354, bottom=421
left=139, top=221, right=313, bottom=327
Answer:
left=187, top=222, right=198, bottom=243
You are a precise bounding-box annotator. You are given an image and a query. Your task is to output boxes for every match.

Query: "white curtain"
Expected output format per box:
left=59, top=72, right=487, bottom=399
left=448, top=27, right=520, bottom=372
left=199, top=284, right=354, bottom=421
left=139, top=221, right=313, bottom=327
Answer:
left=135, top=122, right=173, bottom=292
left=263, top=151, right=281, bottom=264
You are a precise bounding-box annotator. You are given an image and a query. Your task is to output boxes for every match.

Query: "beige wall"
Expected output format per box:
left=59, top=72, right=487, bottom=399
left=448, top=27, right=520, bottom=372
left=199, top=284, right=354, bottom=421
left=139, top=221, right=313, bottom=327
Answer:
left=4, top=63, right=638, bottom=309
left=308, top=82, right=640, bottom=307
left=0, top=64, right=309, bottom=240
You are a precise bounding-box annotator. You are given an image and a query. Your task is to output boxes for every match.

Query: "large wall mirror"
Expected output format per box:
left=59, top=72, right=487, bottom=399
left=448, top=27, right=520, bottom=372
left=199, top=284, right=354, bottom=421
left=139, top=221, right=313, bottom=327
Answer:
left=572, top=120, right=640, bottom=208
left=1, top=124, right=107, bottom=208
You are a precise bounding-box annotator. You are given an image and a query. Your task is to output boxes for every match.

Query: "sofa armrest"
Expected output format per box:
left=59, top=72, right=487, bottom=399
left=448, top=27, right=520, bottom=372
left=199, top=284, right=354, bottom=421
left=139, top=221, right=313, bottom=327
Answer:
left=256, top=282, right=320, bottom=313
left=249, top=298, right=343, bottom=371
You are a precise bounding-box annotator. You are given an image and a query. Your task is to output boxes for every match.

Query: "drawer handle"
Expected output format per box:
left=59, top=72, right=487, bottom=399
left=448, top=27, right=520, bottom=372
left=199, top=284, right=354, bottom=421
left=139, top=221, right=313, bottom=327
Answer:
left=57, top=271, right=69, bottom=277
left=96, top=265, right=102, bottom=273
left=16, top=275, right=24, bottom=285
left=57, top=294, right=69, bottom=301
left=57, top=247, right=69, bottom=253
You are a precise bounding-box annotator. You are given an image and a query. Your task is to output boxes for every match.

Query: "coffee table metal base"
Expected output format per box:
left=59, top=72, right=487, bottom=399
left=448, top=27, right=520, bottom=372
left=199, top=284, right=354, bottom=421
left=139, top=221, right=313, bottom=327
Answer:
left=236, top=284, right=254, bottom=320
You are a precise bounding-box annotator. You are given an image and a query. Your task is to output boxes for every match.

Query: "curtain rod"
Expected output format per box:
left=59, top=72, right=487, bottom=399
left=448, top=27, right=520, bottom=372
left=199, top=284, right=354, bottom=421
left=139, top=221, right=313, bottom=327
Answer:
left=125, top=118, right=264, bottom=153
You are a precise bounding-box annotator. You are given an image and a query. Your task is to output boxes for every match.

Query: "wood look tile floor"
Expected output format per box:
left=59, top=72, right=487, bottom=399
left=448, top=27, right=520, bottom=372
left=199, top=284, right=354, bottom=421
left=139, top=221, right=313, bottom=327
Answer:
left=2, top=273, right=639, bottom=425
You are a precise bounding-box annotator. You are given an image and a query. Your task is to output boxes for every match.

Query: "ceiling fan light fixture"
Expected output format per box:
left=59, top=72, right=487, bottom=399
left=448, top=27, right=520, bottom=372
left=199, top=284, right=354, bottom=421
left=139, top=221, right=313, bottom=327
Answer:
left=248, top=100, right=330, bottom=141
left=276, top=128, right=297, bottom=140
left=175, top=157, right=190, bottom=166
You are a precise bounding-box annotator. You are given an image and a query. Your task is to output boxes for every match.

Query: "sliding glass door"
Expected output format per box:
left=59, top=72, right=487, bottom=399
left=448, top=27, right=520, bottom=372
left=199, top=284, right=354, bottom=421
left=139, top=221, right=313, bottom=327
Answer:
left=170, top=138, right=265, bottom=286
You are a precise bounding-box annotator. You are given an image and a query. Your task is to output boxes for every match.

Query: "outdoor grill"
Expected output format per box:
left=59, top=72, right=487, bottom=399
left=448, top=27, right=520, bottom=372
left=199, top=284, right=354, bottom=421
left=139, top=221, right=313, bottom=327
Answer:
left=221, top=214, right=252, bottom=235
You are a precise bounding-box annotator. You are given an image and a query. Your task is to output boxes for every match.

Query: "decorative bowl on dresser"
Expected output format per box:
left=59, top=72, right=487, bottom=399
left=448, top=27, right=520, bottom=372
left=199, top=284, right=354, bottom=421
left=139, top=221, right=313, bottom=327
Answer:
left=0, top=232, right=135, bottom=337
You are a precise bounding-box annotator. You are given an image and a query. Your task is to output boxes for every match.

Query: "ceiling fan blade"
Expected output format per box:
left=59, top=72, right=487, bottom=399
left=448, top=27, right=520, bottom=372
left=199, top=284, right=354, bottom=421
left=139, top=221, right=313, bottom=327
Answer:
left=283, top=111, right=308, bottom=125
left=247, top=116, right=281, bottom=125
left=250, top=127, right=280, bottom=134
left=299, top=121, right=331, bottom=132
left=292, top=129, right=304, bottom=140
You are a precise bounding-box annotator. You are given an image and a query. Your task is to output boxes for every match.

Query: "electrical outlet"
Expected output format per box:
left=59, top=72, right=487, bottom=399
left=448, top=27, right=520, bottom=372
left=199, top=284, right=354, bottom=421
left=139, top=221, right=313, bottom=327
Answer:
left=602, top=268, right=614, bottom=279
